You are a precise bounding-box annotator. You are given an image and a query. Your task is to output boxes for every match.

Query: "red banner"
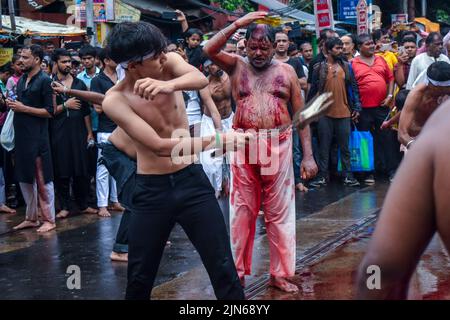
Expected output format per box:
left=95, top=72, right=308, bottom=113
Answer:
left=357, top=0, right=369, bottom=35
left=314, top=0, right=334, bottom=37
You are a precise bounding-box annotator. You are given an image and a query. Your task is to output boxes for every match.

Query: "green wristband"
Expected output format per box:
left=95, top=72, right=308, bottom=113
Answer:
left=215, top=131, right=221, bottom=148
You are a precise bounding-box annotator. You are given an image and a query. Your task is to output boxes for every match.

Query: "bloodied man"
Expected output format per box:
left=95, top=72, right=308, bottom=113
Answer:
left=204, top=12, right=318, bottom=292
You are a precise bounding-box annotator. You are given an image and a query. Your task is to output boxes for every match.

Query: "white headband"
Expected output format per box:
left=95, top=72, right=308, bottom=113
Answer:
left=119, top=51, right=156, bottom=69
left=427, top=75, right=450, bottom=87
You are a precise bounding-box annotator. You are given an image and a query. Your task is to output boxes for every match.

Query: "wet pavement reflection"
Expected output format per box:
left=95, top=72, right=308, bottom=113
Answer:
left=1, top=181, right=449, bottom=299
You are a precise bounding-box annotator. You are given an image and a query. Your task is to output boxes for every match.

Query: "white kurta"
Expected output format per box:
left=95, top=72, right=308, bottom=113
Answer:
left=406, top=53, right=450, bottom=89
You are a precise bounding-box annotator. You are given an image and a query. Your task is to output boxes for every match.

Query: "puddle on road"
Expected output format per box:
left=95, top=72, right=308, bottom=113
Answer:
left=257, top=227, right=450, bottom=300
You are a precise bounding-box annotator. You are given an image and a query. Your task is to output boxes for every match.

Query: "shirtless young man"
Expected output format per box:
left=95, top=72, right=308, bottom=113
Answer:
left=200, top=60, right=234, bottom=197
left=356, top=99, right=450, bottom=299
left=101, top=22, right=249, bottom=300
left=204, top=12, right=318, bottom=293
left=398, top=61, right=450, bottom=150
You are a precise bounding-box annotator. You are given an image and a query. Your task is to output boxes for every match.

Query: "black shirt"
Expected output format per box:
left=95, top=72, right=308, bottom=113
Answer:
left=90, top=70, right=117, bottom=133
left=51, top=77, right=91, bottom=177
left=14, top=70, right=54, bottom=183
left=186, top=46, right=206, bottom=70
left=307, top=52, right=326, bottom=84
left=286, top=57, right=306, bottom=79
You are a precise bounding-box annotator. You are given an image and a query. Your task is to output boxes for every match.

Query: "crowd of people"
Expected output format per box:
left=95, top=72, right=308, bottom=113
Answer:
left=0, top=9, right=449, bottom=299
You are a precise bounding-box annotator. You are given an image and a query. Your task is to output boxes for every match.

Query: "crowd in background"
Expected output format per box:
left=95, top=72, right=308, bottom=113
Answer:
left=0, top=10, right=449, bottom=238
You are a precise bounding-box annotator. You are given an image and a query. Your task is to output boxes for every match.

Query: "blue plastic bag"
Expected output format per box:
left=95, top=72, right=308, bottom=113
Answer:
left=338, top=129, right=374, bottom=172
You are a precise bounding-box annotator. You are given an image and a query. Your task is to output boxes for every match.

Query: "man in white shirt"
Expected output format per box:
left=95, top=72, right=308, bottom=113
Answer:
left=406, top=32, right=450, bottom=89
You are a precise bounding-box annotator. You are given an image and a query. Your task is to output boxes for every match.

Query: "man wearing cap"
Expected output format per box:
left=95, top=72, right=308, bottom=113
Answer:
left=398, top=61, right=450, bottom=150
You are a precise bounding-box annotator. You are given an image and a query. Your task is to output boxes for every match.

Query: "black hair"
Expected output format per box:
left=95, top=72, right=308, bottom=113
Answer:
left=52, top=48, right=71, bottom=62
left=185, top=28, right=203, bottom=39
left=395, top=89, right=410, bottom=111
left=401, top=36, right=416, bottom=46
left=14, top=44, right=24, bottom=54
left=400, top=31, right=417, bottom=42
left=288, top=43, right=298, bottom=54
left=299, top=42, right=312, bottom=51
left=418, top=38, right=425, bottom=48
left=372, top=29, right=389, bottom=43
left=106, top=21, right=167, bottom=65
left=78, top=45, right=98, bottom=58
left=319, top=28, right=333, bottom=43
left=11, top=54, right=20, bottom=64
left=343, top=33, right=358, bottom=45
left=425, top=32, right=442, bottom=46
left=357, top=33, right=372, bottom=49
left=325, top=37, right=343, bottom=52
left=245, top=24, right=275, bottom=43
left=98, top=47, right=111, bottom=64
left=427, top=61, right=450, bottom=82
left=22, top=44, right=44, bottom=63
left=44, top=41, right=54, bottom=48
left=0, top=62, right=12, bottom=74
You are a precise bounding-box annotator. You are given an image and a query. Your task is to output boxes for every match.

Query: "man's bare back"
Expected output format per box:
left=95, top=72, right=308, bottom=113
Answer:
left=231, top=60, right=295, bottom=130
left=407, top=84, right=448, bottom=134
left=398, top=62, right=450, bottom=147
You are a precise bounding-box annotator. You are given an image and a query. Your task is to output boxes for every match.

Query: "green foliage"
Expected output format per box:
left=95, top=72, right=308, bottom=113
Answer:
left=212, top=0, right=254, bottom=12
left=435, top=9, right=449, bottom=23
left=288, top=0, right=314, bottom=13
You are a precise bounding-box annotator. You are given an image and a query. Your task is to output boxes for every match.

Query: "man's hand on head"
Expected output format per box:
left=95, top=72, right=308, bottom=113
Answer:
left=234, top=11, right=268, bottom=28
left=134, top=78, right=176, bottom=100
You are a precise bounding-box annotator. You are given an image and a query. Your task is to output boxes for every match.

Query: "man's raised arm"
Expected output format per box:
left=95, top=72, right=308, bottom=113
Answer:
left=133, top=52, right=208, bottom=100
left=203, top=11, right=268, bottom=75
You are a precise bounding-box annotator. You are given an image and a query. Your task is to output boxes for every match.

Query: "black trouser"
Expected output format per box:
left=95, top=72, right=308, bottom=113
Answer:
left=125, top=164, right=244, bottom=300
left=318, top=116, right=352, bottom=178
left=55, top=176, right=90, bottom=211
left=357, top=107, right=401, bottom=175
left=98, top=143, right=137, bottom=254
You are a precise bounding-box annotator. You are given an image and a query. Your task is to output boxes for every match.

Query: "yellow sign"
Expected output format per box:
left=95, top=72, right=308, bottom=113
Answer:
left=0, top=48, right=13, bottom=66
left=114, top=0, right=140, bottom=23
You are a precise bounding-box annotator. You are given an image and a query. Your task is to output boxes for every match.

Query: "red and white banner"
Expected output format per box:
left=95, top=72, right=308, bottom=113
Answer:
left=314, top=0, right=334, bottom=38
left=357, top=0, right=369, bottom=35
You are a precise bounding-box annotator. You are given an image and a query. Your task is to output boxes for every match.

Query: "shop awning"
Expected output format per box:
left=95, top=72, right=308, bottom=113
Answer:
left=121, top=0, right=175, bottom=16
left=250, top=0, right=316, bottom=24
left=0, top=15, right=86, bottom=37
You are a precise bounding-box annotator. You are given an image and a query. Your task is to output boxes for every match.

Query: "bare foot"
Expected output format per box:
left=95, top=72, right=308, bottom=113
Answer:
left=81, top=207, right=98, bottom=215
left=0, top=204, right=16, bottom=214
left=56, top=210, right=70, bottom=219
left=110, top=251, right=128, bottom=262
left=13, top=220, right=40, bottom=230
left=269, top=276, right=299, bottom=293
left=239, top=276, right=246, bottom=288
left=296, top=183, right=309, bottom=192
left=98, top=207, right=111, bottom=217
left=108, top=202, right=125, bottom=212
left=37, top=222, right=56, bottom=233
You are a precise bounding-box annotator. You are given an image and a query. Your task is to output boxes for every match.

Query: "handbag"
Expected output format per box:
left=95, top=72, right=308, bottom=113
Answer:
left=0, top=110, right=15, bottom=152
left=338, top=124, right=374, bottom=172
